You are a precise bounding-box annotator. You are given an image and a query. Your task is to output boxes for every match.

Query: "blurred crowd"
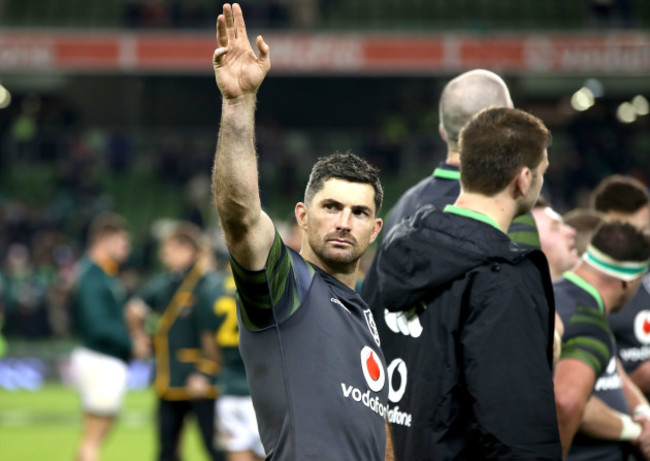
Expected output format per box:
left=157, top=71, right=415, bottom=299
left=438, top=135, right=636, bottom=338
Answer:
left=122, top=0, right=329, bottom=29
left=0, top=87, right=649, bottom=342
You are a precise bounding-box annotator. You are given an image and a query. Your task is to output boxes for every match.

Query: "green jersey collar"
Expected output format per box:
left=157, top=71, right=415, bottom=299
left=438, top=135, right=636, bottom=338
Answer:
left=433, top=167, right=460, bottom=180
left=563, top=271, right=605, bottom=315
left=444, top=205, right=501, bottom=232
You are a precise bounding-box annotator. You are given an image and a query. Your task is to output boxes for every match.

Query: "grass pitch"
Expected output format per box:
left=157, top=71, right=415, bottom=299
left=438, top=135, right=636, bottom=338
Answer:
left=0, top=384, right=208, bottom=461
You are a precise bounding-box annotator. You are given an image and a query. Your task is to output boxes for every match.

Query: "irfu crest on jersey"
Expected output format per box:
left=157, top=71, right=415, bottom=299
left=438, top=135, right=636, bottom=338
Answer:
left=364, top=309, right=381, bottom=346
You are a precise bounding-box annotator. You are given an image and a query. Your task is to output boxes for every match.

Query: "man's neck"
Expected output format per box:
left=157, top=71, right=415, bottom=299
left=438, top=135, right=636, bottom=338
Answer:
left=445, top=150, right=460, bottom=167
left=300, top=248, right=359, bottom=290
left=89, top=248, right=118, bottom=276
left=453, top=191, right=517, bottom=234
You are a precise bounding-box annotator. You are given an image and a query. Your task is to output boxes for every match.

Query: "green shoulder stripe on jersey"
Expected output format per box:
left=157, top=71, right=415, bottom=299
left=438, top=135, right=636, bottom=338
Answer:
left=564, top=272, right=605, bottom=314
left=562, top=335, right=610, bottom=361
left=508, top=213, right=541, bottom=248
left=433, top=168, right=460, bottom=180
left=507, top=231, right=541, bottom=248
left=444, top=205, right=501, bottom=232
left=573, top=306, right=610, bottom=330
left=512, top=213, right=537, bottom=228
left=231, top=232, right=315, bottom=330
left=268, top=240, right=294, bottom=307
left=560, top=345, right=607, bottom=376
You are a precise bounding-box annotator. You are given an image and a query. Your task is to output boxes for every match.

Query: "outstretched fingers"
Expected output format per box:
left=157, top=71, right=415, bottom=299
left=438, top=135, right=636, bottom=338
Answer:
left=216, top=14, right=228, bottom=48
left=256, top=36, right=271, bottom=70
left=223, top=3, right=236, bottom=41
left=232, top=3, right=248, bottom=41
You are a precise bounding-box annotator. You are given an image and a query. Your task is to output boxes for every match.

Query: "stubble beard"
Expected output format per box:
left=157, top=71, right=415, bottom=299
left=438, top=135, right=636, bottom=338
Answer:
left=310, top=233, right=364, bottom=271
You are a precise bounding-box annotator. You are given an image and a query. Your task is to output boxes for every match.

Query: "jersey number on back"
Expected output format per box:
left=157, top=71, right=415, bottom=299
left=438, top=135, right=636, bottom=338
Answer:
left=214, top=296, right=239, bottom=347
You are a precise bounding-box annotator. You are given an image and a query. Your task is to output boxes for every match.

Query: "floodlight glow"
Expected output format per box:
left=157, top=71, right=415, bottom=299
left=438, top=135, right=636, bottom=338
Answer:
left=617, top=102, right=637, bottom=124
left=0, top=84, right=11, bottom=109
left=632, top=95, right=649, bottom=116
left=584, top=78, right=604, bottom=98
left=571, top=87, right=595, bottom=112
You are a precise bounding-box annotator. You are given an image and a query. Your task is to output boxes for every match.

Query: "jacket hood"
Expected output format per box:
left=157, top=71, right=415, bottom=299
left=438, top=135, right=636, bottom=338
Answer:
left=376, top=205, right=529, bottom=312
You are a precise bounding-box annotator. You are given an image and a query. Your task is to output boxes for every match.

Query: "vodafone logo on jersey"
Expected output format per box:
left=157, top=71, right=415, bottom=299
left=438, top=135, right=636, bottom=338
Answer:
left=360, top=346, right=385, bottom=392
left=634, top=310, right=650, bottom=344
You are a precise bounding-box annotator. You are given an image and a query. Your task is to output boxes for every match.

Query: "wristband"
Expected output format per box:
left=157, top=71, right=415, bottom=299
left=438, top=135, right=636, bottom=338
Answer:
left=620, top=414, right=643, bottom=441
left=634, top=404, right=650, bottom=420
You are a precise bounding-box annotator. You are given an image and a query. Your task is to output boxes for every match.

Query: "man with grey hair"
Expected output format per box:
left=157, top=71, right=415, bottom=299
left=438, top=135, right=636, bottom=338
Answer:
left=381, top=69, right=513, bottom=233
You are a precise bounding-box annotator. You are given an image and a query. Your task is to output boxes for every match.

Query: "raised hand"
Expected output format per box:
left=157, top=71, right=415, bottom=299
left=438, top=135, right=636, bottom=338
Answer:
left=213, top=3, right=270, bottom=100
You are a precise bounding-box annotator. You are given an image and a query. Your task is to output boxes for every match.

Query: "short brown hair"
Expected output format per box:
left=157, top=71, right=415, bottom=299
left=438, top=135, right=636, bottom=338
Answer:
left=590, top=175, right=649, bottom=214
left=591, top=221, right=650, bottom=263
left=88, top=213, right=128, bottom=245
left=459, top=107, right=552, bottom=196
left=167, top=222, right=204, bottom=253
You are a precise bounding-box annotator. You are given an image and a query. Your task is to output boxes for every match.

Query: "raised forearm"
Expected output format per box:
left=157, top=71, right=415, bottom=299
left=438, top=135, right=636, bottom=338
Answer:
left=213, top=94, right=260, bottom=231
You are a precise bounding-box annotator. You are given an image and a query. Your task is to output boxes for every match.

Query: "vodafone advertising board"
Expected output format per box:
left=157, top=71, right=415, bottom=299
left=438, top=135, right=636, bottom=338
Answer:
left=1, top=30, right=649, bottom=75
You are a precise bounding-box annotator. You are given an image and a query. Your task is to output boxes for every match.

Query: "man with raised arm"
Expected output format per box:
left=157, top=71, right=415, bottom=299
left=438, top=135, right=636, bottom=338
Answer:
left=211, top=4, right=392, bottom=460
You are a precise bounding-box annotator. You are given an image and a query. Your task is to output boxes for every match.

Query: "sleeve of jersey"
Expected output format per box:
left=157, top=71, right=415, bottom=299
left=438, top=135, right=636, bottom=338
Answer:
left=136, top=276, right=166, bottom=311
left=230, top=232, right=313, bottom=331
left=507, top=212, right=541, bottom=249
left=560, top=307, right=613, bottom=377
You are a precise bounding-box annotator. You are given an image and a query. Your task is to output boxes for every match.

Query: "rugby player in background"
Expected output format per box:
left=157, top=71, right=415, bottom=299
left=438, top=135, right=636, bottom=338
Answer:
left=71, top=214, right=149, bottom=461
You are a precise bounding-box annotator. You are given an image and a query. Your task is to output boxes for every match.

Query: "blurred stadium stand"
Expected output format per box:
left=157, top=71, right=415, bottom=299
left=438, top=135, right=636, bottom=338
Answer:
left=2, top=0, right=650, bottom=30
left=1, top=0, right=650, bottom=387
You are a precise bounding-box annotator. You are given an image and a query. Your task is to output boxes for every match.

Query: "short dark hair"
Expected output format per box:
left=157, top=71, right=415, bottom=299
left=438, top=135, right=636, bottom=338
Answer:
left=304, top=151, right=383, bottom=215
left=563, top=208, right=608, bottom=256
left=88, top=213, right=128, bottom=245
left=591, top=221, right=650, bottom=263
left=590, top=175, right=649, bottom=214
left=167, top=222, right=204, bottom=253
left=459, top=107, right=552, bottom=196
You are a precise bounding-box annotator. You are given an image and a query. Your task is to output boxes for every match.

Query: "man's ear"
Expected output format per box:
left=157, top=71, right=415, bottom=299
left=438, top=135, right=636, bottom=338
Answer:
left=514, top=167, right=532, bottom=199
left=295, top=202, right=308, bottom=231
left=439, top=123, right=448, bottom=143
left=369, top=218, right=383, bottom=245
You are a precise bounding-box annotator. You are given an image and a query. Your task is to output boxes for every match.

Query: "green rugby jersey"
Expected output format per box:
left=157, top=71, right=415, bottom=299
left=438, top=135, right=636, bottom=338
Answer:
left=73, top=256, right=131, bottom=362
left=555, top=272, right=631, bottom=461
left=140, top=264, right=220, bottom=400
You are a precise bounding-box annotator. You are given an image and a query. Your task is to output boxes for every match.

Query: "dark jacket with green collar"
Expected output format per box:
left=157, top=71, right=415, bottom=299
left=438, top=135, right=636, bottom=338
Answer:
left=373, top=205, right=561, bottom=460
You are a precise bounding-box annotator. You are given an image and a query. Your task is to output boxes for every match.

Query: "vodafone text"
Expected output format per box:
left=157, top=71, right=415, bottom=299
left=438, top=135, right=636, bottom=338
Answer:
left=340, top=383, right=413, bottom=427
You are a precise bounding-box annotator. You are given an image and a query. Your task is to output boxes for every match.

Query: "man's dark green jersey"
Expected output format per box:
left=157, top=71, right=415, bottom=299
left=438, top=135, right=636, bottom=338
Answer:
left=74, top=256, right=131, bottom=362
left=608, top=274, right=650, bottom=377
left=555, top=272, right=632, bottom=461
left=212, top=272, right=249, bottom=396
left=232, top=232, right=388, bottom=461
left=140, top=264, right=220, bottom=400
left=380, top=162, right=541, bottom=248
